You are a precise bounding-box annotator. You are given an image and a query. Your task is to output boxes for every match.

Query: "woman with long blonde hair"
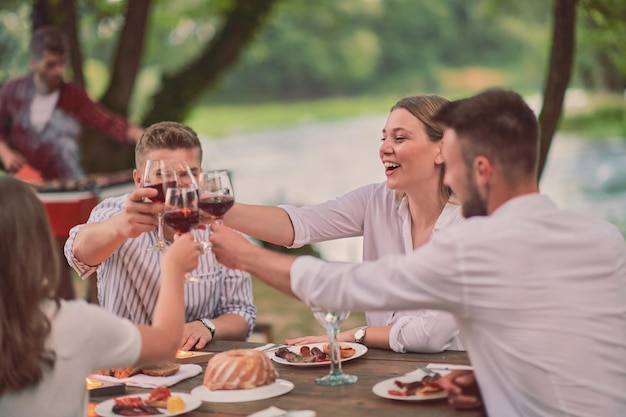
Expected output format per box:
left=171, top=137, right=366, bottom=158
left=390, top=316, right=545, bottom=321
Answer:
left=221, top=95, right=464, bottom=353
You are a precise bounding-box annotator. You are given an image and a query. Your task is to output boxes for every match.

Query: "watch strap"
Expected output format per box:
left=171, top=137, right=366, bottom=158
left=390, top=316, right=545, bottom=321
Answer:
left=354, top=326, right=368, bottom=343
left=198, top=318, right=216, bottom=338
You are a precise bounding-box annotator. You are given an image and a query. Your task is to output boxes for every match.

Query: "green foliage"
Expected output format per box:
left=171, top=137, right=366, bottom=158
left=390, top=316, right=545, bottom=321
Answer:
left=561, top=103, right=626, bottom=138
left=185, top=95, right=394, bottom=137
left=575, top=0, right=626, bottom=91
left=0, top=4, right=30, bottom=83
left=205, top=0, right=550, bottom=103
left=1, top=0, right=621, bottom=119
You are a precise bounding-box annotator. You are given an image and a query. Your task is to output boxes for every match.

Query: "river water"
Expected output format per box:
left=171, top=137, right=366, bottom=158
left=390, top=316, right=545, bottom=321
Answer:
left=201, top=116, right=626, bottom=262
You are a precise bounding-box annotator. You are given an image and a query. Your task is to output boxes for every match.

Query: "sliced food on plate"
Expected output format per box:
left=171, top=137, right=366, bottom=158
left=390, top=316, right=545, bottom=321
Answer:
left=388, top=373, right=444, bottom=397
left=109, top=386, right=186, bottom=416
left=95, top=388, right=198, bottom=416
left=274, top=343, right=357, bottom=364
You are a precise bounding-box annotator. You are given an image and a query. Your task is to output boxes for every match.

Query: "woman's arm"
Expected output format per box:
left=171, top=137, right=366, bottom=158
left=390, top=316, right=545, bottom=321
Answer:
left=389, top=311, right=462, bottom=353
left=224, top=203, right=295, bottom=246
left=223, top=184, right=375, bottom=247
left=134, top=234, right=201, bottom=365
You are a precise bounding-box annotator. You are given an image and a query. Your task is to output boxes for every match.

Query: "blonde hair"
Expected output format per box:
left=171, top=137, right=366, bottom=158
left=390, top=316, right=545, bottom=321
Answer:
left=391, top=95, right=453, bottom=202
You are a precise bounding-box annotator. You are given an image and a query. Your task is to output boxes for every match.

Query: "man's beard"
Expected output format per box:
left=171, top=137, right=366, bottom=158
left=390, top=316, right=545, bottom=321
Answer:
left=461, top=177, right=488, bottom=218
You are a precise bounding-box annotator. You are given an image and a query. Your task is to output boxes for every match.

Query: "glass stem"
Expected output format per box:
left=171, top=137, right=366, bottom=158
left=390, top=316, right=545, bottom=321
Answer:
left=157, top=213, right=165, bottom=246
left=327, top=325, right=343, bottom=376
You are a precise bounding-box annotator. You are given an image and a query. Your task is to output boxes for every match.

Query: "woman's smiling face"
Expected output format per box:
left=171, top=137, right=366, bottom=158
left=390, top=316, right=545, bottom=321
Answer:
left=379, top=108, right=444, bottom=195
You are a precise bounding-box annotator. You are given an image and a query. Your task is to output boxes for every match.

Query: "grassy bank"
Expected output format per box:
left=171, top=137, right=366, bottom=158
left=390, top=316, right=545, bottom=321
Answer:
left=187, top=95, right=396, bottom=138
left=560, top=103, right=626, bottom=138
left=252, top=279, right=366, bottom=344
left=187, top=91, right=625, bottom=140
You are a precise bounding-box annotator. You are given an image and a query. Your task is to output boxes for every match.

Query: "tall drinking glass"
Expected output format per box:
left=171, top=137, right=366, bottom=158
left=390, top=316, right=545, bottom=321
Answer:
left=163, top=186, right=201, bottom=283
left=198, top=169, right=235, bottom=252
left=311, top=308, right=358, bottom=386
left=198, top=169, right=235, bottom=224
left=142, top=159, right=176, bottom=251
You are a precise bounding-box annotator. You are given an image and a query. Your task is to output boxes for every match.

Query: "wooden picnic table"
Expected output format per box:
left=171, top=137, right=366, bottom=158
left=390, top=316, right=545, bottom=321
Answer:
left=89, top=340, right=486, bottom=417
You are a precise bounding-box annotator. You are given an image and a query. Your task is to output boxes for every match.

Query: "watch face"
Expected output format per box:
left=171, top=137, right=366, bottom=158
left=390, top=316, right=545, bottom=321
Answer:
left=355, top=327, right=366, bottom=342
left=200, top=318, right=216, bottom=336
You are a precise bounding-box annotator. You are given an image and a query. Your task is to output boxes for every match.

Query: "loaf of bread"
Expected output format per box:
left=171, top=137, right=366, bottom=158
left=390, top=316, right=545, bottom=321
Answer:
left=203, top=349, right=278, bottom=390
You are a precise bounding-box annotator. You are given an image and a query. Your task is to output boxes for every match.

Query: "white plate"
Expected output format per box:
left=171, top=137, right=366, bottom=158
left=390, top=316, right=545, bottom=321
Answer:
left=270, top=342, right=367, bottom=367
left=94, top=392, right=201, bottom=416
left=372, top=370, right=448, bottom=402
left=190, top=379, right=294, bottom=403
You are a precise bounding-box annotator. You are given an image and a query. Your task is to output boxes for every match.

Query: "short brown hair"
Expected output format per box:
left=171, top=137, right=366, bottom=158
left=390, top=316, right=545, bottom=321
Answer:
left=30, top=26, right=68, bottom=61
left=135, top=121, right=203, bottom=168
left=434, top=88, right=538, bottom=184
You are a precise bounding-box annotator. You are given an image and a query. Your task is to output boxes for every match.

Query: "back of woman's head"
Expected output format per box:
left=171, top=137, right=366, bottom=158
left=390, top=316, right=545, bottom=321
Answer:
left=0, top=176, right=59, bottom=394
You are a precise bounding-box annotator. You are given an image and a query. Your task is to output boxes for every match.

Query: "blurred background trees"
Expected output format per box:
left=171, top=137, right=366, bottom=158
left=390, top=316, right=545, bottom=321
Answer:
left=0, top=0, right=624, bottom=174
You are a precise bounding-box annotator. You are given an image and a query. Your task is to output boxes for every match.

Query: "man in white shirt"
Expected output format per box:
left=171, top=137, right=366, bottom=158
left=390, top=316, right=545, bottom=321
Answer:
left=208, top=88, right=626, bottom=417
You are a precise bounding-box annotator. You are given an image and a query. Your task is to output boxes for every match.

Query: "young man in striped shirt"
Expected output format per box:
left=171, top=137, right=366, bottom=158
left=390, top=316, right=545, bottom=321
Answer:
left=65, top=121, right=256, bottom=350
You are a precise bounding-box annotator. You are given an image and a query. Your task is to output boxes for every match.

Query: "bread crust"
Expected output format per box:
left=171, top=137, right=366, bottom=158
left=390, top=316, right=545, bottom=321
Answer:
left=203, top=349, right=278, bottom=390
left=140, top=362, right=181, bottom=377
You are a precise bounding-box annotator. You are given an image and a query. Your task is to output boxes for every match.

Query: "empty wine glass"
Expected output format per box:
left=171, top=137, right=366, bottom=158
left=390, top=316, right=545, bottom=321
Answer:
left=198, top=169, right=235, bottom=224
left=142, top=159, right=177, bottom=252
left=163, top=186, right=201, bottom=283
left=311, top=307, right=358, bottom=386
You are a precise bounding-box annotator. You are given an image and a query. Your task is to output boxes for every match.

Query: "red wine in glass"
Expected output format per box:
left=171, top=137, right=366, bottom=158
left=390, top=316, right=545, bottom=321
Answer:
left=198, top=195, right=234, bottom=217
left=163, top=209, right=200, bottom=233
left=146, top=180, right=177, bottom=203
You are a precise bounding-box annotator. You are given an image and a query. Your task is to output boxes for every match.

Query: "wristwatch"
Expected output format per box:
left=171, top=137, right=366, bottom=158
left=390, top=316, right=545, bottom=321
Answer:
left=198, top=318, right=216, bottom=338
left=354, top=326, right=368, bottom=344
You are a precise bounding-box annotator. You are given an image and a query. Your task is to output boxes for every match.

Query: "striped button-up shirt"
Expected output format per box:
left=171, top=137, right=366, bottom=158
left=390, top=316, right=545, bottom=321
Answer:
left=64, top=194, right=256, bottom=334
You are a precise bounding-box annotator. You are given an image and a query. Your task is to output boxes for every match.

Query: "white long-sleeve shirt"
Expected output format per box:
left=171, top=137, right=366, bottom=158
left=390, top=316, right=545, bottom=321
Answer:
left=291, top=194, right=626, bottom=417
left=281, top=182, right=464, bottom=352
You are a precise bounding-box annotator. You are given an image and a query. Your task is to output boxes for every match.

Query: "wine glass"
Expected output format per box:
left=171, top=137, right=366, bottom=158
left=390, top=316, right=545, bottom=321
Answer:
left=142, top=159, right=177, bottom=251
left=163, top=186, right=201, bottom=283
left=198, top=169, right=235, bottom=224
left=171, top=160, right=199, bottom=190
left=311, top=307, right=358, bottom=386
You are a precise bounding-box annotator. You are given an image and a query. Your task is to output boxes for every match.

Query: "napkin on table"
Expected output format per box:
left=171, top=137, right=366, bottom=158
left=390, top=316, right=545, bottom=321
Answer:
left=248, top=406, right=316, bottom=417
left=89, top=364, right=203, bottom=388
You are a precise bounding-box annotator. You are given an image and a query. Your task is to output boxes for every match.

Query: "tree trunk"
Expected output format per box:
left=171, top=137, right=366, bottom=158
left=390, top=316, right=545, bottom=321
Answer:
left=537, top=0, right=577, bottom=180
left=32, top=0, right=84, bottom=86
left=81, top=0, right=151, bottom=173
left=100, top=0, right=151, bottom=114
left=142, top=0, right=278, bottom=126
